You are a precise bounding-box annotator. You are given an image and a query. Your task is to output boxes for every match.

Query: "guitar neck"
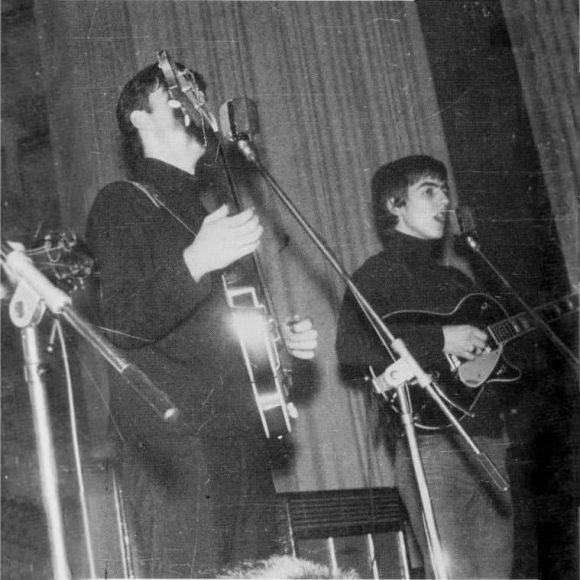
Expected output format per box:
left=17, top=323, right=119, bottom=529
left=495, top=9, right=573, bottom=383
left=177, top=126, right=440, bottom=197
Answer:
left=487, top=293, right=578, bottom=346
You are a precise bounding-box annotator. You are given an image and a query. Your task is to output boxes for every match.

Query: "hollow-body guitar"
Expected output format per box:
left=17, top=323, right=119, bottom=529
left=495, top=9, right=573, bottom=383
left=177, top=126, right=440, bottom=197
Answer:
left=157, top=50, right=296, bottom=440
left=374, top=291, right=578, bottom=430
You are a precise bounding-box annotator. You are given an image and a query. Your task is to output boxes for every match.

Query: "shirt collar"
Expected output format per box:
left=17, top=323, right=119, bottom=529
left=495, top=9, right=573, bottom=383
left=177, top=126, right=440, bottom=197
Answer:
left=385, top=229, right=442, bottom=263
left=132, top=157, right=201, bottom=202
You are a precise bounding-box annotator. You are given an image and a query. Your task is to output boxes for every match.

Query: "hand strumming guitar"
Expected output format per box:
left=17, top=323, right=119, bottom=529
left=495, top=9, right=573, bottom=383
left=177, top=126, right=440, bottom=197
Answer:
left=443, top=324, right=488, bottom=361
left=183, top=204, right=263, bottom=282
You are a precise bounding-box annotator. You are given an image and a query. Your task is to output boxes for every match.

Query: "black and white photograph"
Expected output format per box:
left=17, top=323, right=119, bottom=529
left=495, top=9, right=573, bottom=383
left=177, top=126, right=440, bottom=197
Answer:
left=1, top=1, right=578, bottom=579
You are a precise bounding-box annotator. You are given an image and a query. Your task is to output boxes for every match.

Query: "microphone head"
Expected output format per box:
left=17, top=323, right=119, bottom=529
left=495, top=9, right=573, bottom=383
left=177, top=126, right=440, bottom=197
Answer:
left=455, top=205, right=477, bottom=237
left=453, top=205, right=481, bottom=251
left=218, top=97, right=259, bottom=142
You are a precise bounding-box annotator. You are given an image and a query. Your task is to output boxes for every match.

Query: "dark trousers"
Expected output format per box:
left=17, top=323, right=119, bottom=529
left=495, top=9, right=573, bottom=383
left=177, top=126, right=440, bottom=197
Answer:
left=120, top=429, right=279, bottom=578
left=396, top=433, right=514, bottom=579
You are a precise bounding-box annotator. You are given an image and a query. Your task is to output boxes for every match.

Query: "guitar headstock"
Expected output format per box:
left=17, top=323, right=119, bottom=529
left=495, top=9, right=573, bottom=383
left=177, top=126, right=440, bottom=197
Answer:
left=28, top=231, right=94, bottom=293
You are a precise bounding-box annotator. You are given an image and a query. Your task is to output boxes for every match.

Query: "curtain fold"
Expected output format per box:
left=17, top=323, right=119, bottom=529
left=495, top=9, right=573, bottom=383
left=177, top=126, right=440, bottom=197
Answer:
left=34, top=0, right=452, bottom=491
left=501, top=0, right=579, bottom=285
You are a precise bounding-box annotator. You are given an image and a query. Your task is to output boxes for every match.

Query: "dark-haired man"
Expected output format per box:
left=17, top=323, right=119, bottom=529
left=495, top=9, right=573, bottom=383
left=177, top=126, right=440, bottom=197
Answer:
left=336, top=155, right=513, bottom=578
left=86, top=63, right=317, bottom=578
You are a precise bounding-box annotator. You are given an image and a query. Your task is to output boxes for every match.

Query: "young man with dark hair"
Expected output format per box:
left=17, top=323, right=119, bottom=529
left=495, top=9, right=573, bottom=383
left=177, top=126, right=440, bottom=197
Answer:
left=86, top=62, right=317, bottom=578
left=336, top=155, right=514, bottom=578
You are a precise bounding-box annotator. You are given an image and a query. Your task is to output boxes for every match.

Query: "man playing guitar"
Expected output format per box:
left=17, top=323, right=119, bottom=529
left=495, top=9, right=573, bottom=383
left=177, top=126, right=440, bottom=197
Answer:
left=336, top=155, right=514, bottom=579
left=86, top=60, right=317, bottom=577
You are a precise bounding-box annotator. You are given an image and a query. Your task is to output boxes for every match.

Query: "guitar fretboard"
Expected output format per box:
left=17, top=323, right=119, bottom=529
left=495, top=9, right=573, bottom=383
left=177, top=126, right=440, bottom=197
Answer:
left=489, top=293, right=578, bottom=345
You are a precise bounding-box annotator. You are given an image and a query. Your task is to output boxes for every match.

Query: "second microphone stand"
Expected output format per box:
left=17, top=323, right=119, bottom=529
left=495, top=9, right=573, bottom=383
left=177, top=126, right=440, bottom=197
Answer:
left=232, top=138, right=510, bottom=580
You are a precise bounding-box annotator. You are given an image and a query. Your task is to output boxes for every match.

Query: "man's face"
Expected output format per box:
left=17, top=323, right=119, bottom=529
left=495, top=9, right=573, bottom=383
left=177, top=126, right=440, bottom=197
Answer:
left=392, top=176, right=450, bottom=240
left=145, top=85, right=207, bottom=147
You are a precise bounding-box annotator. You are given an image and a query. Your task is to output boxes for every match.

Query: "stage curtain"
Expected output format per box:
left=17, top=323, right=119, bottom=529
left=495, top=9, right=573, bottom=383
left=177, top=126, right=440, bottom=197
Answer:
left=34, top=0, right=453, bottom=491
left=501, top=0, right=579, bottom=285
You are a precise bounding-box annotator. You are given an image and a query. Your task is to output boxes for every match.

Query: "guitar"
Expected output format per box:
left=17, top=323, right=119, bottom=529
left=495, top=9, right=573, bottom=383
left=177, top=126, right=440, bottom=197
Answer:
left=157, top=50, right=296, bottom=440
left=374, top=292, right=578, bottom=430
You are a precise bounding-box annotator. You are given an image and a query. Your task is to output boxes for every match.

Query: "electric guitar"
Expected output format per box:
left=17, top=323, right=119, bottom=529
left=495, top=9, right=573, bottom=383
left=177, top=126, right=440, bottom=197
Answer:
left=375, top=291, right=578, bottom=430
left=157, top=50, right=296, bottom=440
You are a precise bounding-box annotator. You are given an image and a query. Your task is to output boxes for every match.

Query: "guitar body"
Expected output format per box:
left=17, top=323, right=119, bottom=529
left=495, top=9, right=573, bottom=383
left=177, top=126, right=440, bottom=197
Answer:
left=438, top=293, right=523, bottom=388
left=222, top=270, right=294, bottom=440
left=457, top=345, right=520, bottom=388
left=380, top=292, right=577, bottom=430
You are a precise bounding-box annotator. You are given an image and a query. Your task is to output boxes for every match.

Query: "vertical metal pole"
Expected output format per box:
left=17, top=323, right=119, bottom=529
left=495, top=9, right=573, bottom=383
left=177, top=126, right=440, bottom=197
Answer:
left=396, top=383, right=448, bottom=579
left=20, top=324, right=71, bottom=580
left=112, top=466, right=135, bottom=578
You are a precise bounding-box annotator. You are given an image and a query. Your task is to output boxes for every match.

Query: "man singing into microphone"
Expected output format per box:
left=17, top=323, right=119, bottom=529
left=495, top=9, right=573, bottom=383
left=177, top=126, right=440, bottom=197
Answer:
left=86, top=62, right=318, bottom=578
left=336, top=155, right=514, bottom=578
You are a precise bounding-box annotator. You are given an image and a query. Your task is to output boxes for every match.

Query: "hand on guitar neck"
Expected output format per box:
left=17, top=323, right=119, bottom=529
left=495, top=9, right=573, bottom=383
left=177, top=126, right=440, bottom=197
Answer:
left=283, top=316, right=318, bottom=360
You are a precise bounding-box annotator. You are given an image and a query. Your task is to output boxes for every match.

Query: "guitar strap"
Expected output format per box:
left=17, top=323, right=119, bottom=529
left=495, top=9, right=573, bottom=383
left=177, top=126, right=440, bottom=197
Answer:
left=126, top=180, right=162, bottom=208
left=125, top=181, right=197, bottom=236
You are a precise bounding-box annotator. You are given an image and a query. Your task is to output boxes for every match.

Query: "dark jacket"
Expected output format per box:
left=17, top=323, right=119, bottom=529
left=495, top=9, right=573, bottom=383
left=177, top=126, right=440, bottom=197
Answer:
left=336, top=229, right=505, bottom=436
left=86, top=158, right=261, bottom=451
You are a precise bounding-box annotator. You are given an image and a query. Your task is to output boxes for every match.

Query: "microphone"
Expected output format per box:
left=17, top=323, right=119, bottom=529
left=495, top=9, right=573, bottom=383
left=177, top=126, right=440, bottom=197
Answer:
left=219, top=97, right=259, bottom=142
left=454, top=205, right=480, bottom=250
left=455, top=206, right=477, bottom=237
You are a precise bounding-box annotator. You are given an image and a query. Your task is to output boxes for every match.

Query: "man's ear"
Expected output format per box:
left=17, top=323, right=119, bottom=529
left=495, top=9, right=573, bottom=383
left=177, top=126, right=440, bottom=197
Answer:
left=129, top=109, right=150, bottom=131
left=386, top=197, right=404, bottom=217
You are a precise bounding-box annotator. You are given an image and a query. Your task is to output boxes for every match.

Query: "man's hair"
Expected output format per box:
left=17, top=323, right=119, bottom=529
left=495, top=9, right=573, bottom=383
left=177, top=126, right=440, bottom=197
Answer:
left=116, top=63, right=164, bottom=170
left=115, top=61, right=207, bottom=170
left=371, top=154, right=448, bottom=235
left=216, top=555, right=359, bottom=579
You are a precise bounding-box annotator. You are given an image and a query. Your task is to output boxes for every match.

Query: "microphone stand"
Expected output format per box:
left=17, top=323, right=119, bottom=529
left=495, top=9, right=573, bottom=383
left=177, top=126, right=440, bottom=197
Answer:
left=464, top=234, right=579, bottom=370
left=1, top=245, right=179, bottom=579
left=5, top=277, right=71, bottom=580
left=2, top=245, right=180, bottom=423
left=231, top=139, right=509, bottom=579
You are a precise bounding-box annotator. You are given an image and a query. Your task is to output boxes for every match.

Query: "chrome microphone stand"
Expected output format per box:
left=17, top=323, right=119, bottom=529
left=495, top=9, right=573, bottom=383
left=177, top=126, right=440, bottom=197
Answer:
left=4, top=255, right=72, bottom=580
left=229, top=137, right=465, bottom=577
left=226, top=133, right=515, bottom=578
left=194, top=91, right=512, bottom=577
left=2, top=244, right=180, bottom=579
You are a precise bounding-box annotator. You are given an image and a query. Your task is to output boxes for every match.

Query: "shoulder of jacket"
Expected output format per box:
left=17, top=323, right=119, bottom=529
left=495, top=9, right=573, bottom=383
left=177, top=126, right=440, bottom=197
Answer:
left=358, top=251, right=393, bottom=272
left=94, top=180, right=159, bottom=211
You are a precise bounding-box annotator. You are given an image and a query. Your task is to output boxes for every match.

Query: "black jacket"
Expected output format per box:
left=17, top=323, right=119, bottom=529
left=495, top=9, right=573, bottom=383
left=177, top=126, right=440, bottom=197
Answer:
left=86, top=158, right=261, bottom=447
left=336, top=229, right=505, bottom=436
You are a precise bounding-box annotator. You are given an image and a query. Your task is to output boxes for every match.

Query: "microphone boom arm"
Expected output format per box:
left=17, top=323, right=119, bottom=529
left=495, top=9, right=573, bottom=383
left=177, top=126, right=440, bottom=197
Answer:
left=2, top=244, right=180, bottom=422
left=465, top=234, right=579, bottom=369
left=233, top=138, right=510, bottom=579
